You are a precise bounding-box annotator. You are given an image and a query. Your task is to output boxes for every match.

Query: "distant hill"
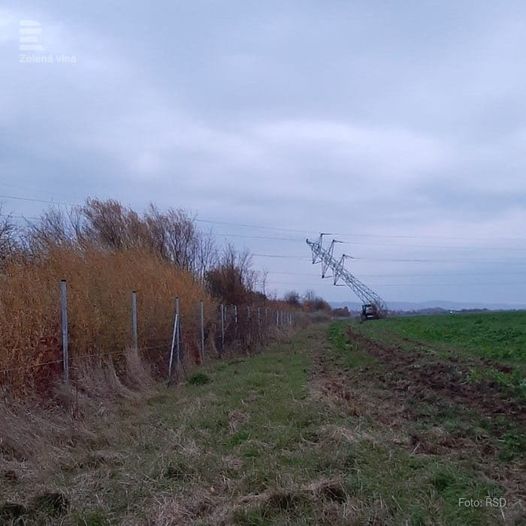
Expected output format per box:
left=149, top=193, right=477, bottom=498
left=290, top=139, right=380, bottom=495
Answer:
left=330, top=300, right=526, bottom=313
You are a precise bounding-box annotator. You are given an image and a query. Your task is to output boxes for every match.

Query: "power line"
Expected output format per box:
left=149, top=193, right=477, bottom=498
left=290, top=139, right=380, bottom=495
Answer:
left=195, top=217, right=311, bottom=235
left=209, top=232, right=301, bottom=242
left=267, top=270, right=526, bottom=278
left=2, top=191, right=526, bottom=243
left=5, top=210, right=524, bottom=253
left=0, top=194, right=74, bottom=207
left=253, top=253, right=311, bottom=260
left=253, top=252, right=526, bottom=264
left=0, top=194, right=312, bottom=234
left=3, top=209, right=526, bottom=254
left=214, top=230, right=526, bottom=251
left=211, top=231, right=526, bottom=251
left=338, top=239, right=526, bottom=252
left=265, top=279, right=526, bottom=287
left=1, top=214, right=40, bottom=221
left=198, top=220, right=526, bottom=243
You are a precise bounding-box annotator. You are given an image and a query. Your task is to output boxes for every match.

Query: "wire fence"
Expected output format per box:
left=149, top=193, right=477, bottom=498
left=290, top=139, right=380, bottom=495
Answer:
left=0, top=280, right=303, bottom=395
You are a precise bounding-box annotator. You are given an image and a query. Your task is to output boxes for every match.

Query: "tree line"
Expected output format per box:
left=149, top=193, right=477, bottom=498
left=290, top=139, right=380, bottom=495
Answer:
left=0, top=199, right=330, bottom=310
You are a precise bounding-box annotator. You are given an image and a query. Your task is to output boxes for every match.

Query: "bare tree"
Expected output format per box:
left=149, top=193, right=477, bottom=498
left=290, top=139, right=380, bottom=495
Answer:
left=161, top=208, right=199, bottom=270
left=81, top=198, right=137, bottom=250
left=12, top=199, right=262, bottom=305
left=195, top=229, right=218, bottom=280
left=284, top=290, right=301, bottom=307
left=0, top=208, right=17, bottom=265
left=25, top=208, right=76, bottom=253
left=303, top=289, right=330, bottom=312
left=259, top=269, right=269, bottom=297
left=205, top=244, right=260, bottom=304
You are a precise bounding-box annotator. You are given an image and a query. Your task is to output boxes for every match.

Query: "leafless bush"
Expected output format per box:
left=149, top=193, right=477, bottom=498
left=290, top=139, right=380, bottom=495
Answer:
left=303, top=290, right=331, bottom=312
left=206, top=244, right=261, bottom=305
left=284, top=290, right=301, bottom=307
left=0, top=208, right=18, bottom=266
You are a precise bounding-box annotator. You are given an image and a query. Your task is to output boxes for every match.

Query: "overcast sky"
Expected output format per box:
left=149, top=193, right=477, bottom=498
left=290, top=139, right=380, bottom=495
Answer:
left=1, top=1, right=526, bottom=306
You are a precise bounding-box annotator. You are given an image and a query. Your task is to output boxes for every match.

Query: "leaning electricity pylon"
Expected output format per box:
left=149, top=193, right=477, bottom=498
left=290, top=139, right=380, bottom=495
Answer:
left=306, top=234, right=387, bottom=317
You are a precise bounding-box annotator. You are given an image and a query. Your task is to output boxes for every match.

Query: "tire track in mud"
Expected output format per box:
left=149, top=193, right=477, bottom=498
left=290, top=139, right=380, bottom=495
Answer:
left=346, top=326, right=526, bottom=428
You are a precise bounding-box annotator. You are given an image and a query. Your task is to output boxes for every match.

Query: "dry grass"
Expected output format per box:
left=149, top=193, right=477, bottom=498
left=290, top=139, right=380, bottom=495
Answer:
left=147, top=477, right=350, bottom=526
left=0, top=246, right=216, bottom=394
left=0, top=348, right=158, bottom=480
left=0, top=323, right=513, bottom=525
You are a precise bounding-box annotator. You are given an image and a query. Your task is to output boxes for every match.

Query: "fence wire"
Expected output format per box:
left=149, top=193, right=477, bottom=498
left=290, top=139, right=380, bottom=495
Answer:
left=0, top=283, right=301, bottom=394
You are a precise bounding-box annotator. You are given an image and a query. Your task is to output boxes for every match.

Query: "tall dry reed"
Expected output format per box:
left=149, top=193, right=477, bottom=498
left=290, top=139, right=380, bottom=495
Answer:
left=0, top=246, right=215, bottom=394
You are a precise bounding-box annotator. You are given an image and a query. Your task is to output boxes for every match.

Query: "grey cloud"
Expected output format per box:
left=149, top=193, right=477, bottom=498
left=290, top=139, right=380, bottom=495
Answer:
left=1, top=1, right=525, bottom=303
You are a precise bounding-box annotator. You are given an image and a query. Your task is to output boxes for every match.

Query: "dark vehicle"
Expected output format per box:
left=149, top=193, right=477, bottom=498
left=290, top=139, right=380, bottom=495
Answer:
left=360, top=303, right=380, bottom=321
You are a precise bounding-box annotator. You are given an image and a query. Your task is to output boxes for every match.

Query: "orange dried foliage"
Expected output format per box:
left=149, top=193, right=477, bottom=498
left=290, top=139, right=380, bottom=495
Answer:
left=0, top=247, right=215, bottom=394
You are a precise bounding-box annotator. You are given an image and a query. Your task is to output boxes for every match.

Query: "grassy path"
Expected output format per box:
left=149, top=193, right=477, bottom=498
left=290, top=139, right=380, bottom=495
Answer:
left=2, top=323, right=523, bottom=525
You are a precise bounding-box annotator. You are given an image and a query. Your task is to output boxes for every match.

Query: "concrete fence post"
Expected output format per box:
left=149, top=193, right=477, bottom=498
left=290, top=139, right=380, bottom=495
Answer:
left=168, top=312, right=179, bottom=383
left=200, top=300, right=205, bottom=364
left=131, top=290, right=138, bottom=353
left=175, top=297, right=181, bottom=365
left=60, top=280, right=69, bottom=384
left=220, top=304, right=225, bottom=354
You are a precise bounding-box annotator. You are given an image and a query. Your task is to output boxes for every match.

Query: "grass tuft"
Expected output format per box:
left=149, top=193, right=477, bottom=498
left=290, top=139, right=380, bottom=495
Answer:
left=188, top=372, right=211, bottom=385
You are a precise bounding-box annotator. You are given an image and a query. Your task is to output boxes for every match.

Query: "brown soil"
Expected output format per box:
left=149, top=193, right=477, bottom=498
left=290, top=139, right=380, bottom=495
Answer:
left=347, top=326, right=526, bottom=428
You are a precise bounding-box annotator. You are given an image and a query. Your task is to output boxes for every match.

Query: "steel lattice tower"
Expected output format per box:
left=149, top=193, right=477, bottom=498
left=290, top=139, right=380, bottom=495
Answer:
left=306, top=234, right=387, bottom=315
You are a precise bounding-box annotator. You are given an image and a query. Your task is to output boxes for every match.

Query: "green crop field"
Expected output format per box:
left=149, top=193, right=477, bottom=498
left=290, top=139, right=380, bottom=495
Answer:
left=354, top=311, right=526, bottom=400
left=359, top=311, right=526, bottom=362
